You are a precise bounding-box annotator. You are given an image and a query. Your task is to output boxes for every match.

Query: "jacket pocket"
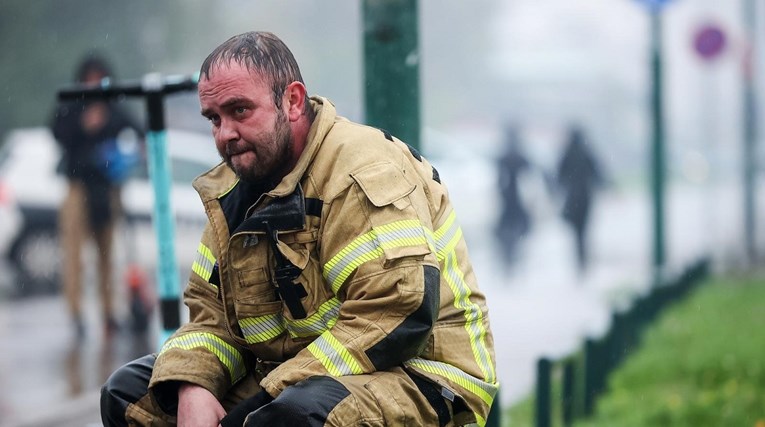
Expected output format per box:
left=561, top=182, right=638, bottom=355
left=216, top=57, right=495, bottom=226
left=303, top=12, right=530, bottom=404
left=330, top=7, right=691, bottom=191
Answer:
left=235, top=267, right=276, bottom=303
left=350, top=161, right=415, bottom=210
left=364, top=375, right=407, bottom=426
left=234, top=270, right=285, bottom=345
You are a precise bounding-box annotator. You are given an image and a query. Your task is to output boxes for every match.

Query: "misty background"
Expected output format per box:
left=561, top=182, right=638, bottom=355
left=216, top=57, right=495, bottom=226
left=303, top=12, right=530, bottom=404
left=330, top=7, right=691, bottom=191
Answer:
left=2, top=1, right=763, bottom=200
left=0, top=0, right=764, bottom=424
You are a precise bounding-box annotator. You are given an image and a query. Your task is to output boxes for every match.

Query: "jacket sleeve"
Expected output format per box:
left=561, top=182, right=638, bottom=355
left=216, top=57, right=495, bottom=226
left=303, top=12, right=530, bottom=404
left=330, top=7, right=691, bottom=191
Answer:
left=50, top=102, right=79, bottom=150
left=261, top=160, right=440, bottom=396
left=149, top=225, right=249, bottom=402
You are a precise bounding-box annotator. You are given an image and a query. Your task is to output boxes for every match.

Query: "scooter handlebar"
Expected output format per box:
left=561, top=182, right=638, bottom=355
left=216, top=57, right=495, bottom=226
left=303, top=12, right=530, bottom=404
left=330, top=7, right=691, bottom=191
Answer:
left=57, top=72, right=199, bottom=101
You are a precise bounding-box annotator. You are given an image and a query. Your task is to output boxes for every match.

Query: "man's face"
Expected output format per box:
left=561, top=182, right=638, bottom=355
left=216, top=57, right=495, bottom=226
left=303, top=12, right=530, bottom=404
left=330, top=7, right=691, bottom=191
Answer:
left=199, top=62, right=292, bottom=184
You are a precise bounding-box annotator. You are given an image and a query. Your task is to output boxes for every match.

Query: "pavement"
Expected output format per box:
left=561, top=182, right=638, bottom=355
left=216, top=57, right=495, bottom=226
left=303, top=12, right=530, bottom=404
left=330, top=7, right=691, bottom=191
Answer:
left=0, top=179, right=759, bottom=427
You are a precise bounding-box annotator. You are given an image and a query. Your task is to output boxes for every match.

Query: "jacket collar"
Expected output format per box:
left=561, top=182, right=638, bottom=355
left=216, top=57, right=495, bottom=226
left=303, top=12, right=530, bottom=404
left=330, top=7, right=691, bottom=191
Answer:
left=193, top=96, right=337, bottom=203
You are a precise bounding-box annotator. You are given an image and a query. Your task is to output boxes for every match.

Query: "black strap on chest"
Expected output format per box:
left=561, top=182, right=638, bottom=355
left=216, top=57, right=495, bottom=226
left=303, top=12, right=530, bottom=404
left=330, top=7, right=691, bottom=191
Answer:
left=240, top=188, right=308, bottom=319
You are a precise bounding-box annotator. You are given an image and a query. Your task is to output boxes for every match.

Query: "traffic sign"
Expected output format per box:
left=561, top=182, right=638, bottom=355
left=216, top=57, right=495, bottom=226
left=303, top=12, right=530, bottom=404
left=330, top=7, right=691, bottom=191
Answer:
left=693, top=24, right=726, bottom=61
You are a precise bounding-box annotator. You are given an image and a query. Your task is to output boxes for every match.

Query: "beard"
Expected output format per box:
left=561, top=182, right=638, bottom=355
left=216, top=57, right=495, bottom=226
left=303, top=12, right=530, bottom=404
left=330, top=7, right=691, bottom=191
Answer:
left=224, top=108, right=293, bottom=185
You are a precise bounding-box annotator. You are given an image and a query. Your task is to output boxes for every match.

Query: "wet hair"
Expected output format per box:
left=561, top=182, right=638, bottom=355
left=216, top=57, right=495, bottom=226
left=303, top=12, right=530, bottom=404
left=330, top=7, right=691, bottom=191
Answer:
left=200, top=31, right=310, bottom=112
left=74, top=52, right=114, bottom=83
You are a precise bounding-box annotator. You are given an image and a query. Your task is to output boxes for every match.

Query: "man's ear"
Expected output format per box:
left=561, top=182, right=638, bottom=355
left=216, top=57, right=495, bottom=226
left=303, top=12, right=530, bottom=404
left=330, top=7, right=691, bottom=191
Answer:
left=283, top=81, right=307, bottom=122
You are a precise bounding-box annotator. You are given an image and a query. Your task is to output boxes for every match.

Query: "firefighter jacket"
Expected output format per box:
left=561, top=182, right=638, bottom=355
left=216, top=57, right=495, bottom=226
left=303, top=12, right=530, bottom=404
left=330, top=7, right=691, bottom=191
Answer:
left=150, top=96, right=498, bottom=425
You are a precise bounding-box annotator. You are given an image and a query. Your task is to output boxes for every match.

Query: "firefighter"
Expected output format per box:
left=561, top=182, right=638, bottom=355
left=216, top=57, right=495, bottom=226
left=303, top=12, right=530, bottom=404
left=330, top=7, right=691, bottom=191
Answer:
left=101, top=31, right=497, bottom=427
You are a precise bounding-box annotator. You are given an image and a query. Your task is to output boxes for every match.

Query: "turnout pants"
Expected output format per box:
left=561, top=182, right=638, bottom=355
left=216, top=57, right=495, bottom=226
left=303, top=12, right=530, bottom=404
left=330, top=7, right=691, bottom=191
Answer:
left=102, top=354, right=456, bottom=427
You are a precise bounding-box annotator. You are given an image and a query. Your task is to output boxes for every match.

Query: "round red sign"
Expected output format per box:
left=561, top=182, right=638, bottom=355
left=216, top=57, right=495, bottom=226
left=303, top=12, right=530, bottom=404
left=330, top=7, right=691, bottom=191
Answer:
left=694, top=24, right=726, bottom=61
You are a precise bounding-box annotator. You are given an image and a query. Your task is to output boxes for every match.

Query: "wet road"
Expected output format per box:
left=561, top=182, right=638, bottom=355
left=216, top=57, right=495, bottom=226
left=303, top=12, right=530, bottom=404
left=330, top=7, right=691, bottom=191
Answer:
left=0, top=286, right=156, bottom=427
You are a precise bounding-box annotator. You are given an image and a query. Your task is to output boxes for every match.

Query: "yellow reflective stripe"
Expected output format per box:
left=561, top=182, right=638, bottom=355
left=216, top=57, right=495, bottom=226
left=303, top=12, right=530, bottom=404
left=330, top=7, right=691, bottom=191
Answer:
left=442, top=250, right=496, bottom=383
left=324, top=233, right=382, bottom=293
left=285, top=297, right=341, bottom=338
left=307, top=331, right=363, bottom=376
left=435, top=210, right=461, bottom=262
left=160, top=332, right=245, bottom=383
left=405, top=358, right=498, bottom=407
left=240, top=298, right=343, bottom=342
left=199, top=242, right=216, bottom=264
left=192, top=242, right=216, bottom=285
left=435, top=211, right=496, bottom=384
left=475, top=414, right=487, bottom=427
left=239, top=314, right=285, bottom=344
left=323, top=220, right=432, bottom=293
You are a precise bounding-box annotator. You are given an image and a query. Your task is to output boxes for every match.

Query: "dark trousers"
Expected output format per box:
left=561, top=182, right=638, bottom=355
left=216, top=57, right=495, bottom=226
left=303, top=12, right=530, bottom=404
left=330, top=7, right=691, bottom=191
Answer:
left=101, top=354, right=454, bottom=427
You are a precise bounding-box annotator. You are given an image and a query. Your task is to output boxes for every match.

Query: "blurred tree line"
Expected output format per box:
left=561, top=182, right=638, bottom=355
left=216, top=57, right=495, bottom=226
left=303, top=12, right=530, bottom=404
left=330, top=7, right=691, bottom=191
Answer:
left=0, top=0, right=209, bottom=135
left=0, top=0, right=500, bottom=140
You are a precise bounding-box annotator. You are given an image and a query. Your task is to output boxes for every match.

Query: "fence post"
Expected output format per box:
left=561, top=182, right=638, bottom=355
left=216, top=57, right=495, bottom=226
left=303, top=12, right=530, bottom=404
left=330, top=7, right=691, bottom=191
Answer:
left=535, top=357, right=552, bottom=427
left=485, top=388, right=501, bottom=427
left=562, top=359, right=575, bottom=426
left=584, top=338, right=597, bottom=416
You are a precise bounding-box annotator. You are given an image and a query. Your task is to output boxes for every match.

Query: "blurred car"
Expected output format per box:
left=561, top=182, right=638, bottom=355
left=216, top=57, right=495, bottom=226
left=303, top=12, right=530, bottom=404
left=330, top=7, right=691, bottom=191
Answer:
left=0, top=179, right=22, bottom=260
left=0, top=127, right=220, bottom=295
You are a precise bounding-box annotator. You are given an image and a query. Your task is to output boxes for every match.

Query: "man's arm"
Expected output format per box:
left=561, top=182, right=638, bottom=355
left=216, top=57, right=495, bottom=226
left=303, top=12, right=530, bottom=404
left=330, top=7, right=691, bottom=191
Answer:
left=149, top=226, right=248, bottom=411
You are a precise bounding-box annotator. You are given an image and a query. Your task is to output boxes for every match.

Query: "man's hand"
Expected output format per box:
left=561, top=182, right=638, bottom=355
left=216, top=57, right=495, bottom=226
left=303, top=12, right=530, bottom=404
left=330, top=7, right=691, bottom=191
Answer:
left=220, top=390, right=274, bottom=427
left=177, top=383, right=226, bottom=427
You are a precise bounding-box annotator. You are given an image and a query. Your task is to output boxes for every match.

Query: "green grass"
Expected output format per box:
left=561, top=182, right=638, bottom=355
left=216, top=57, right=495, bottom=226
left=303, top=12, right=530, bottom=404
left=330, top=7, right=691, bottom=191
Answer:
left=504, top=274, right=765, bottom=427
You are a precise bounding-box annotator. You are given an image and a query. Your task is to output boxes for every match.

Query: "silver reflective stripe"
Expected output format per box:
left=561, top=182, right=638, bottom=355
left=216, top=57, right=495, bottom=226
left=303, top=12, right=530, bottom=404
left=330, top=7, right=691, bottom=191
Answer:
left=160, top=332, right=246, bottom=383
left=374, top=220, right=428, bottom=250
left=306, top=331, right=363, bottom=376
left=405, top=358, right=498, bottom=406
left=285, top=297, right=341, bottom=338
left=239, top=314, right=286, bottom=344
left=324, top=234, right=382, bottom=293
left=435, top=210, right=496, bottom=384
left=192, top=242, right=216, bottom=285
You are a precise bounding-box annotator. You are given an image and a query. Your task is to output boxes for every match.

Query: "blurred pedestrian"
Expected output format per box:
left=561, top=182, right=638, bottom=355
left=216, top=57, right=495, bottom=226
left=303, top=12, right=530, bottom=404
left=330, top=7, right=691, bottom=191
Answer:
left=495, top=125, right=531, bottom=263
left=50, top=52, right=143, bottom=338
left=100, top=31, right=496, bottom=427
left=555, top=126, right=604, bottom=273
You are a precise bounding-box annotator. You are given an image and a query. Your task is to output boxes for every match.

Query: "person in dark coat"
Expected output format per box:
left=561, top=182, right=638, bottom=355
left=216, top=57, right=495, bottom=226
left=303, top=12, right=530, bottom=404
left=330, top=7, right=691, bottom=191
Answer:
left=51, top=52, right=143, bottom=337
left=495, top=126, right=531, bottom=263
left=555, top=126, right=603, bottom=273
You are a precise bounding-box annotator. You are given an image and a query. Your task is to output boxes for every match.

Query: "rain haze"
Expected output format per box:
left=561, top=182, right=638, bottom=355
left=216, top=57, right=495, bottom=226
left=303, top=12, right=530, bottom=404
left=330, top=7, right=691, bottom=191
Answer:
left=0, top=1, right=763, bottom=426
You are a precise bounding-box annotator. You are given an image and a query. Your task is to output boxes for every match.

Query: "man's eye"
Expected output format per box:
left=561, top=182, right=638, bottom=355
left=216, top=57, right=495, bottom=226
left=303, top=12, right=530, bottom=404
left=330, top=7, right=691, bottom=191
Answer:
left=235, top=107, right=247, bottom=115
left=208, top=116, right=220, bottom=126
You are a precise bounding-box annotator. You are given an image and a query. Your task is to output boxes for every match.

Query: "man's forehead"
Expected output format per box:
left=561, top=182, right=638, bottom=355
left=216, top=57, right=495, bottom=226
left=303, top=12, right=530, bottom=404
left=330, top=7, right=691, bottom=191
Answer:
left=200, top=60, right=265, bottom=83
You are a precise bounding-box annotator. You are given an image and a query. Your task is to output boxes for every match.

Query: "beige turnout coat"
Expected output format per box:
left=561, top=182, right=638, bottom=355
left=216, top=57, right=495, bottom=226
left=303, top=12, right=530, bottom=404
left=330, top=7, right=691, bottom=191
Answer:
left=150, top=97, right=498, bottom=425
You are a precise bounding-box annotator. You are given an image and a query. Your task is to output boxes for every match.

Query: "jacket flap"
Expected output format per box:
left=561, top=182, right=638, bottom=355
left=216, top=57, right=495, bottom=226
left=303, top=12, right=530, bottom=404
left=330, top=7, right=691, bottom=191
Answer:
left=351, top=162, right=415, bottom=207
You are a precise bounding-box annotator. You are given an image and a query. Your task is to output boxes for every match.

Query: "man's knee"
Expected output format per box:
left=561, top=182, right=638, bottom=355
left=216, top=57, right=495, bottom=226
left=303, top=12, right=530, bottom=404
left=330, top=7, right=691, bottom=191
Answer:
left=246, top=376, right=350, bottom=427
left=101, top=354, right=155, bottom=427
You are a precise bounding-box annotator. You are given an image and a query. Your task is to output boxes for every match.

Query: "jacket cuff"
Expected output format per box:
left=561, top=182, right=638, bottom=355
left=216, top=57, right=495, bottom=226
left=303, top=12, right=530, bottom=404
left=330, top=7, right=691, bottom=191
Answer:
left=149, top=347, right=232, bottom=401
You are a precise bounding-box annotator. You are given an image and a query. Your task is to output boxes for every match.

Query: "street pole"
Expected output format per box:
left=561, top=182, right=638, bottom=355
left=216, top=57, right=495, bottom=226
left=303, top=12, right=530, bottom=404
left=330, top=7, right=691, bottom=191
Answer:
left=363, top=5, right=498, bottom=425
left=362, top=0, right=421, bottom=150
left=650, top=11, right=667, bottom=274
left=742, top=0, right=758, bottom=265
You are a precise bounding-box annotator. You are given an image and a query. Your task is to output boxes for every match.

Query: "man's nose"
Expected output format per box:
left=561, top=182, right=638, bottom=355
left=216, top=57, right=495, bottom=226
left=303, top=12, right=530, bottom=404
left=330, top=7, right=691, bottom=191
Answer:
left=218, top=118, right=239, bottom=142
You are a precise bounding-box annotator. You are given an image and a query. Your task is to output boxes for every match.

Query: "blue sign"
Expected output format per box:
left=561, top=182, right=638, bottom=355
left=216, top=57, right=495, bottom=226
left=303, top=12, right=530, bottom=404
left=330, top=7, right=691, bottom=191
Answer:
left=635, top=0, right=674, bottom=12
